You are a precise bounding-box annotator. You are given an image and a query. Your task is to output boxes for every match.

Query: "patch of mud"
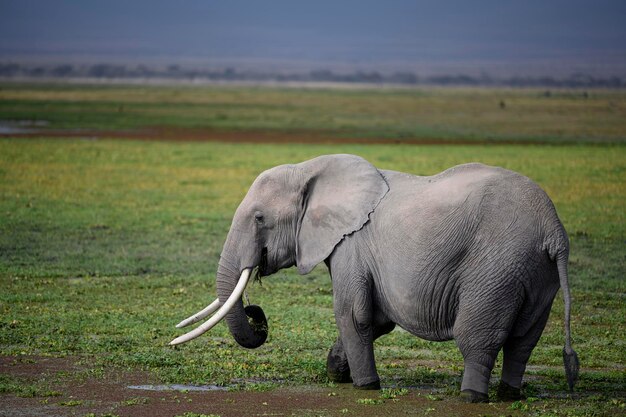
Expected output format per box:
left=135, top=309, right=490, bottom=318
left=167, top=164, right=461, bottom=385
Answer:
left=0, top=355, right=79, bottom=378
left=0, top=355, right=485, bottom=417
left=0, top=355, right=600, bottom=417
left=128, top=384, right=228, bottom=392
left=0, top=125, right=549, bottom=146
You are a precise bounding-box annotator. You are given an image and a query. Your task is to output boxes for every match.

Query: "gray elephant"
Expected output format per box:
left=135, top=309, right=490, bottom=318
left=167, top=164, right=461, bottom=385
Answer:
left=171, top=154, right=578, bottom=402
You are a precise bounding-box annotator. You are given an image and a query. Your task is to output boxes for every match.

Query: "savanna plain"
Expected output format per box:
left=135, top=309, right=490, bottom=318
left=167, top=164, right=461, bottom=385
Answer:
left=0, top=83, right=625, bottom=417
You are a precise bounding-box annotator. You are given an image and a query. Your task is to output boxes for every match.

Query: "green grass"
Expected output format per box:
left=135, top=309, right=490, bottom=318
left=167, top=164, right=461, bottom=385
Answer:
left=1, top=84, right=625, bottom=416
left=0, top=373, right=62, bottom=398
left=0, top=138, right=624, bottom=390
left=1, top=83, right=625, bottom=143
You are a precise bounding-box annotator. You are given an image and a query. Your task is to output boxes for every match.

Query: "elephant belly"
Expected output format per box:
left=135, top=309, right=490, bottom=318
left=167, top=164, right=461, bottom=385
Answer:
left=373, top=261, right=462, bottom=342
left=368, top=227, right=468, bottom=341
left=372, top=237, right=555, bottom=344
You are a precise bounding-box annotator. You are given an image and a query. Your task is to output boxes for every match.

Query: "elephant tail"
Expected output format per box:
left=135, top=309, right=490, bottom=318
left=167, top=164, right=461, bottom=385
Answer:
left=556, top=250, right=579, bottom=392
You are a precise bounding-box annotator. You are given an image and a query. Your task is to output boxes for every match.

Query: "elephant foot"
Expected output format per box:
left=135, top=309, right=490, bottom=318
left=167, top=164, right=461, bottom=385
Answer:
left=497, top=380, right=522, bottom=401
left=460, top=389, right=489, bottom=403
left=327, top=341, right=352, bottom=383
left=327, top=369, right=352, bottom=383
left=353, top=379, right=381, bottom=390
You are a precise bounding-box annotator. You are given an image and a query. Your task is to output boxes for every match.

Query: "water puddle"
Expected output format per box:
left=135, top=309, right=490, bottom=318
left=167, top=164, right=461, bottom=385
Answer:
left=0, top=120, right=49, bottom=134
left=127, top=384, right=229, bottom=392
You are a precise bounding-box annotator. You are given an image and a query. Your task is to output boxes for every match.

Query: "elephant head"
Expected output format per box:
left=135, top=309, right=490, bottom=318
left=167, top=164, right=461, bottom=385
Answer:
left=171, top=154, right=389, bottom=348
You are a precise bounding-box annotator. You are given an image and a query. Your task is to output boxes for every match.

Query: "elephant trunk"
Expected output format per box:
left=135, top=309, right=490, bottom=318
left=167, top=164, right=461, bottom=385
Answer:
left=169, top=231, right=268, bottom=348
left=216, top=256, right=268, bottom=349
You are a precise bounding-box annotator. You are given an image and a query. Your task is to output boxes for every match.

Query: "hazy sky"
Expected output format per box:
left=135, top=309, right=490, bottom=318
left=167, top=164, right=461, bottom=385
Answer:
left=1, top=0, right=625, bottom=75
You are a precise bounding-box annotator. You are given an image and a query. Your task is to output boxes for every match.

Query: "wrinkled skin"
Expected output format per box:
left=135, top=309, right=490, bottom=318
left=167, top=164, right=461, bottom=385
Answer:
left=212, top=154, right=576, bottom=401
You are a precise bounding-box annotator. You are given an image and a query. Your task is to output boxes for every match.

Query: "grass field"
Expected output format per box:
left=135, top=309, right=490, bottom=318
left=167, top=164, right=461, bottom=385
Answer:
left=1, top=83, right=626, bottom=143
left=0, top=83, right=625, bottom=416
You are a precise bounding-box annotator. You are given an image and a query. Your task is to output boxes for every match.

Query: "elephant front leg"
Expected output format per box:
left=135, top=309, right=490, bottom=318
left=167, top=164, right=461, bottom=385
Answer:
left=327, top=320, right=395, bottom=384
left=333, top=281, right=381, bottom=390
left=336, top=316, right=379, bottom=389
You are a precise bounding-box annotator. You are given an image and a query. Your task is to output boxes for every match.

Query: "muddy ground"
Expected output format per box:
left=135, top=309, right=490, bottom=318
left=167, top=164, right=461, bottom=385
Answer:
left=0, top=125, right=548, bottom=146
left=0, top=355, right=532, bottom=417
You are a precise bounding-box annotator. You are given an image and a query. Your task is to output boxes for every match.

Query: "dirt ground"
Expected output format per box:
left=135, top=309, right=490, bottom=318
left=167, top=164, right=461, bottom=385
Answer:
left=0, top=126, right=542, bottom=146
left=0, top=127, right=578, bottom=417
left=0, top=355, right=528, bottom=417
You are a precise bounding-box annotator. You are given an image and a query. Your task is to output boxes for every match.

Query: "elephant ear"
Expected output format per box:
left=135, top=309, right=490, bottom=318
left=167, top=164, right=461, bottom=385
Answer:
left=296, top=154, right=389, bottom=274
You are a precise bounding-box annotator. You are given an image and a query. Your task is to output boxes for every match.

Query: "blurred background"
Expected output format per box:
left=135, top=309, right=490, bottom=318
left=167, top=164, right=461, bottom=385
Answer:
left=1, top=2, right=625, bottom=417
left=2, top=0, right=626, bottom=86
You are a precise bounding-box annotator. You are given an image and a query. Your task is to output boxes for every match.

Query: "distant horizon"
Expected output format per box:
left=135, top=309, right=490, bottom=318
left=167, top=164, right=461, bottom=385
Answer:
left=2, top=54, right=625, bottom=79
left=2, top=0, right=626, bottom=78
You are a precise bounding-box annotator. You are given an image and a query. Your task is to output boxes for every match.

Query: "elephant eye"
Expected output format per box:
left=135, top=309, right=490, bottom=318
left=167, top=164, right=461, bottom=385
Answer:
left=254, top=211, right=264, bottom=224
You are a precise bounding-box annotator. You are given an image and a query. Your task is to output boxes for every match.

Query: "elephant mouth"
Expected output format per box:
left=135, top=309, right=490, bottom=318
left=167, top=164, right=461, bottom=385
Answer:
left=256, top=247, right=269, bottom=279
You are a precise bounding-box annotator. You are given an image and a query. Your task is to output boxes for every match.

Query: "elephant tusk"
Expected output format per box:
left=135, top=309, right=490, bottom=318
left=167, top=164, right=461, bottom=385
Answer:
left=175, top=298, right=222, bottom=328
left=169, top=268, right=252, bottom=346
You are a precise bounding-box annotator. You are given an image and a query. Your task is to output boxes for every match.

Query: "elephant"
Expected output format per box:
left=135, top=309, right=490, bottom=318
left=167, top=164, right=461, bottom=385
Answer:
left=171, top=154, right=578, bottom=402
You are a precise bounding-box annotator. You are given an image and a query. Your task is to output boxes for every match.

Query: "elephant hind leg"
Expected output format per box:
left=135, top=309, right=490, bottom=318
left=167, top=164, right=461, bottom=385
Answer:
left=457, top=338, right=505, bottom=403
left=499, top=303, right=553, bottom=400
left=454, top=290, right=523, bottom=402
